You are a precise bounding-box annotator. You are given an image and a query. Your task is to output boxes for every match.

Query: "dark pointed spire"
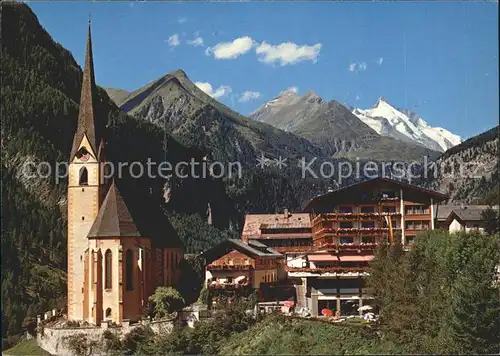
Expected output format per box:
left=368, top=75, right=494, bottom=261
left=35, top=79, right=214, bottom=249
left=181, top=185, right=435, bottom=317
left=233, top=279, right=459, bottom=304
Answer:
left=70, top=21, right=99, bottom=161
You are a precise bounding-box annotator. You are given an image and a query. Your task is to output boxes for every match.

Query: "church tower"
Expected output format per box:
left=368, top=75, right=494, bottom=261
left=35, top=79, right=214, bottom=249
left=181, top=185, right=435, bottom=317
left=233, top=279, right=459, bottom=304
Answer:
left=67, top=21, right=104, bottom=321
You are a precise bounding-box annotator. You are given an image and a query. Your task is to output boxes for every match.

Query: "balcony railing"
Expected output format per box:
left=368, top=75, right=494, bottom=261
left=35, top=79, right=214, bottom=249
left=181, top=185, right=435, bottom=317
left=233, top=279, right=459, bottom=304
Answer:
left=316, top=227, right=402, bottom=235
left=318, top=242, right=379, bottom=250
left=272, top=246, right=314, bottom=253
left=286, top=266, right=370, bottom=273
left=207, top=264, right=254, bottom=270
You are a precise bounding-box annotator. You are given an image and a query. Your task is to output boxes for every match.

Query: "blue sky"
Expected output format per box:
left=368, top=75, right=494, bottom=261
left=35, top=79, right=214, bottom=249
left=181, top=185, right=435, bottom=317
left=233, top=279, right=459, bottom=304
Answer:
left=29, top=1, right=498, bottom=139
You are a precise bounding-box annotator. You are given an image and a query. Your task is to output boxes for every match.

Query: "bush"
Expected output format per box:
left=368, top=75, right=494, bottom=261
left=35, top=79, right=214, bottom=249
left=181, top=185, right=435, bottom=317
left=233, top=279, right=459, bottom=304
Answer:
left=121, top=326, right=154, bottom=355
left=101, top=329, right=121, bottom=353
left=64, top=333, right=100, bottom=356
left=148, top=287, right=185, bottom=319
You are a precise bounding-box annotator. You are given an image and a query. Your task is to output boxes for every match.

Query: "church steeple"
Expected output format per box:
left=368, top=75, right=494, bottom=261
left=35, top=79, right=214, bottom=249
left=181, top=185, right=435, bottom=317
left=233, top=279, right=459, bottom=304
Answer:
left=70, top=21, right=99, bottom=161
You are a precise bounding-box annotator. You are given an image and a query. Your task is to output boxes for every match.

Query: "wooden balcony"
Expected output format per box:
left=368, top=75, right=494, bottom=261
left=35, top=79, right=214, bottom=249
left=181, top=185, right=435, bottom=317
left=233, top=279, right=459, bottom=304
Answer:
left=404, top=214, right=431, bottom=221
left=286, top=266, right=370, bottom=274
left=272, top=246, right=313, bottom=253
left=207, top=264, right=254, bottom=271
left=318, top=242, right=379, bottom=251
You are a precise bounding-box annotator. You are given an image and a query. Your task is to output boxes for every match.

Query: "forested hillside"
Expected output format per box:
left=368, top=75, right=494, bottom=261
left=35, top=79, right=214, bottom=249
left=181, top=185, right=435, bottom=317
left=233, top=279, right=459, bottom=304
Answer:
left=425, top=125, right=499, bottom=202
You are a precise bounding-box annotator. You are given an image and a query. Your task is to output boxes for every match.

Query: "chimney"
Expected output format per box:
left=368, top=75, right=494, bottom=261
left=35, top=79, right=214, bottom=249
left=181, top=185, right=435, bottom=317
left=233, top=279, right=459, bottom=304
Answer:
left=284, top=208, right=289, bottom=218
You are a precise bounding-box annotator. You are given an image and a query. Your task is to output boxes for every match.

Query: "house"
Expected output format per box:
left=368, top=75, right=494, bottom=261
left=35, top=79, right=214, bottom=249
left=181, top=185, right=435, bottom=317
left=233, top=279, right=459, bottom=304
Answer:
left=200, top=239, right=284, bottom=290
left=241, top=210, right=313, bottom=275
left=436, top=204, right=499, bottom=233
left=66, top=23, right=183, bottom=326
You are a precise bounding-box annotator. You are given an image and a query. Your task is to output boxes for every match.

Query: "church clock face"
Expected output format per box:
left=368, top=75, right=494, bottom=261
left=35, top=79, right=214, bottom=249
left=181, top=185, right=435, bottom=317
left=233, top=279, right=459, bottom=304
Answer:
left=76, top=147, right=91, bottom=162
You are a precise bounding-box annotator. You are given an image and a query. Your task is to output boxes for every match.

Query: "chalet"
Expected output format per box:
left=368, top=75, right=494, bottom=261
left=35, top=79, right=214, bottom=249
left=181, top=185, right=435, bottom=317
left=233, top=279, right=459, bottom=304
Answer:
left=297, top=177, right=449, bottom=316
left=200, top=239, right=284, bottom=290
left=436, top=204, right=498, bottom=233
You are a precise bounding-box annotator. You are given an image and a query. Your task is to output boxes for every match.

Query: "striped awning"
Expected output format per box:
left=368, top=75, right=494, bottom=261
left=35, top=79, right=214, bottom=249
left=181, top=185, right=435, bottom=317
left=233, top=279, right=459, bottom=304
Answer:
left=339, top=255, right=374, bottom=262
left=308, top=254, right=339, bottom=262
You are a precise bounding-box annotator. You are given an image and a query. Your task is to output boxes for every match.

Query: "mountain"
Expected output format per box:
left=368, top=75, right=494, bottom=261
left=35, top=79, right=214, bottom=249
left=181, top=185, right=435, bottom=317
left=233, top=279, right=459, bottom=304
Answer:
left=423, top=125, right=499, bottom=202
left=104, top=72, right=329, bottom=168
left=249, top=90, right=441, bottom=161
left=352, top=97, right=461, bottom=152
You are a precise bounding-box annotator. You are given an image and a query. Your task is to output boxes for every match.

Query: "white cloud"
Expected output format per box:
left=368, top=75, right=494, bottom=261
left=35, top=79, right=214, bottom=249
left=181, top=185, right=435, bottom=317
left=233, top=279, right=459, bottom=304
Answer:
left=187, top=37, right=204, bottom=47
left=195, top=81, right=232, bottom=99
left=355, top=94, right=361, bottom=101
left=178, top=17, right=187, bottom=24
left=168, top=34, right=180, bottom=47
left=205, top=36, right=254, bottom=59
left=238, top=91, right=261, bottom=103
left=377, top=57, right=384, bottom=66
left=255, top=41, right=322, bottom=66
left=348, top=61, right=367, bottom=72
left=280, top=86, right=299, bottom=95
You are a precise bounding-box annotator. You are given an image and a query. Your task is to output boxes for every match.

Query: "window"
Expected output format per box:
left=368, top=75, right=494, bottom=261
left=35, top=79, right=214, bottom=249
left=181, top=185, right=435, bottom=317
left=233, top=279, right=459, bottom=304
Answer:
left=360, top=206, right=375, bottom=213
left=362, top=236, right=375, bottom=244
left=339, top=221, right=353, bottom=229
left=405, top=205, right=430, bottom=215
left=227, top=277, right=233, bottom=284
left=79, top=167, right=88, bottom=186
left=405, top=221, right=429, bottom=230
left=104, top=249, right=112, bottom=289
left=406, top=236, right=415, bottom=245
left=105, top=308, right=112, bottom=319
left=362, top=221, right=375, bottom=228
left=340, top=237, right=354, bottom=244
left=381, top=191, right=396, bottom=198
left=339, top=206, right=353, bottom=213
left=382, top=206, right=396, bottom=213
left=125, top=249, right=134, bottom=291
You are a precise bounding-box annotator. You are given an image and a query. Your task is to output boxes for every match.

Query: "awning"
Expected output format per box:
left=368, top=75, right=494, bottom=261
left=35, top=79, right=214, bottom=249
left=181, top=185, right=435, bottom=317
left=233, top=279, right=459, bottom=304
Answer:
left=339, top=255, right=374, bottom=262
left=308, top=254, right=339, bottom=262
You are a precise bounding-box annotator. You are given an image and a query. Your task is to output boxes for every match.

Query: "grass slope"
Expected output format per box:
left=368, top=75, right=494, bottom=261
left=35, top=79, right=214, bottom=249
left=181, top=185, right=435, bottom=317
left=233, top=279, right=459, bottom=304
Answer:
left=3, top=339, right=52, bottom=356
left=218, top=316, right=396, bottom=355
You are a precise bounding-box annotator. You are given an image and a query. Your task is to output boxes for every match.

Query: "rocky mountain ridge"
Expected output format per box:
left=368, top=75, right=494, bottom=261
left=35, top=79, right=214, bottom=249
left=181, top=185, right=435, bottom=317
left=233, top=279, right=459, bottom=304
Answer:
left=352, top=97, right=461, bottom=152
left=248, top=90, right=441, bottom=161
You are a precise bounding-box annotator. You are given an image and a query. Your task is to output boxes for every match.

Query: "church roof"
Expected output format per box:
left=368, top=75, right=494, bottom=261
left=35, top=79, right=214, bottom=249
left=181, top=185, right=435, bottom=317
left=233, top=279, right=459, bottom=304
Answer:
left=87, top=180, right=184, bottom=249
left=70, top=22, right=100, bottom=161
left=87, top=181, right=141, bottom=238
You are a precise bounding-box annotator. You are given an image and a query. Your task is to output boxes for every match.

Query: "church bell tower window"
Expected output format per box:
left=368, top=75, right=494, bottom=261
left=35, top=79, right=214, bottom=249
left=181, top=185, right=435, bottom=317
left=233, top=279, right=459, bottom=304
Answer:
left=79, top=167, right=88, bottom=186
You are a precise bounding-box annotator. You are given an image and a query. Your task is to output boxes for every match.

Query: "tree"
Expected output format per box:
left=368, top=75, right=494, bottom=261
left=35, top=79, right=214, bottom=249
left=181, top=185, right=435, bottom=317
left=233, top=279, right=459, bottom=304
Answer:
left=481, top=207, right=500, bottom=235
left=368, top=230, right=500, bottom=354
left=148, top=287, right=185, bottom=319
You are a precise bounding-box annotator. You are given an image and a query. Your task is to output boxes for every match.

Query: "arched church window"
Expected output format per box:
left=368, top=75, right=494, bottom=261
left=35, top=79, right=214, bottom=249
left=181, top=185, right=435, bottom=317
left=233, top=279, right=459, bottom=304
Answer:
left=105, top=249, right=112, bottom=289
left=126, top=249, right=134, bottom=291
left=79, top=167, right=88, bottom=186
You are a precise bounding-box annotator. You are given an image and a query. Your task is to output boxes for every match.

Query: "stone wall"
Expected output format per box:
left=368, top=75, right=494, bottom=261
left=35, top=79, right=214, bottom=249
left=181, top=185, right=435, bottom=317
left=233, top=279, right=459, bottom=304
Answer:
left=37, top=319, right=175, bottom=356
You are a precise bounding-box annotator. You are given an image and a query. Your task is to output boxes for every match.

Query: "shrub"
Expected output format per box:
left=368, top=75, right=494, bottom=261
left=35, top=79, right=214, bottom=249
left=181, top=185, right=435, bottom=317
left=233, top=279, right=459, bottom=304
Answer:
left=65, top=333, right=100, bottom=356
left=101, top=329, right=121, bottom=353
left=148, top=287, right=185, bottom=319
left=121, top=326, right=154, bottom=355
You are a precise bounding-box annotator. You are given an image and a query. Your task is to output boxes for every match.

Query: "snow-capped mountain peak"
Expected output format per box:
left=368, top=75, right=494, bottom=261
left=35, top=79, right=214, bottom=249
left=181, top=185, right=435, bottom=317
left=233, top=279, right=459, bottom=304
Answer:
left=352, top=98, right=461, bottom=152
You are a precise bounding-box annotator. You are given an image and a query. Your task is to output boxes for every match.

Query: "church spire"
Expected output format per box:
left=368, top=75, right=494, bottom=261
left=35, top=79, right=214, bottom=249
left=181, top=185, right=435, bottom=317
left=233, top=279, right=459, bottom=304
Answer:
left=70, top=21, right=99, bottom=161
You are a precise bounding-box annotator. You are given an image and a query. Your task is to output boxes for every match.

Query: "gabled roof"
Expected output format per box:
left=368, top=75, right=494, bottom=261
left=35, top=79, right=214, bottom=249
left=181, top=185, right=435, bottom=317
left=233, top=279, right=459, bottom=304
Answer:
left=304, top=177, right=449, bottom=211
left=445, top=206, right=495, bottom=224
left=70, top=22, right=100, bottom=161
left=242, top=212, right=311, bottom=239
left=87, top=180, right=183, bottom=249
left=199, top=239, right=283, bottom=264
left=88, top=181, right=140, bottom=238
left=437, top=204, right=494, bottom=221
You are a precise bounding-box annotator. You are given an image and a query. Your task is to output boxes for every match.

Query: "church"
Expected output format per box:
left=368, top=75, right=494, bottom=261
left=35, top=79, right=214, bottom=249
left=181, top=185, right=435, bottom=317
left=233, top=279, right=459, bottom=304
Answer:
left=67, top=22, right=183, bottom=326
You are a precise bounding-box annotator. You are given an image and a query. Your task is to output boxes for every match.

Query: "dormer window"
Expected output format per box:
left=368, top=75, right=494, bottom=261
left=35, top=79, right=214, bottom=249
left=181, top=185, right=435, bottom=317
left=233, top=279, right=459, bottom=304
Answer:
left=79, top=167, right=88, bottom=186
left=76, top=146, right=91, bottom=162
